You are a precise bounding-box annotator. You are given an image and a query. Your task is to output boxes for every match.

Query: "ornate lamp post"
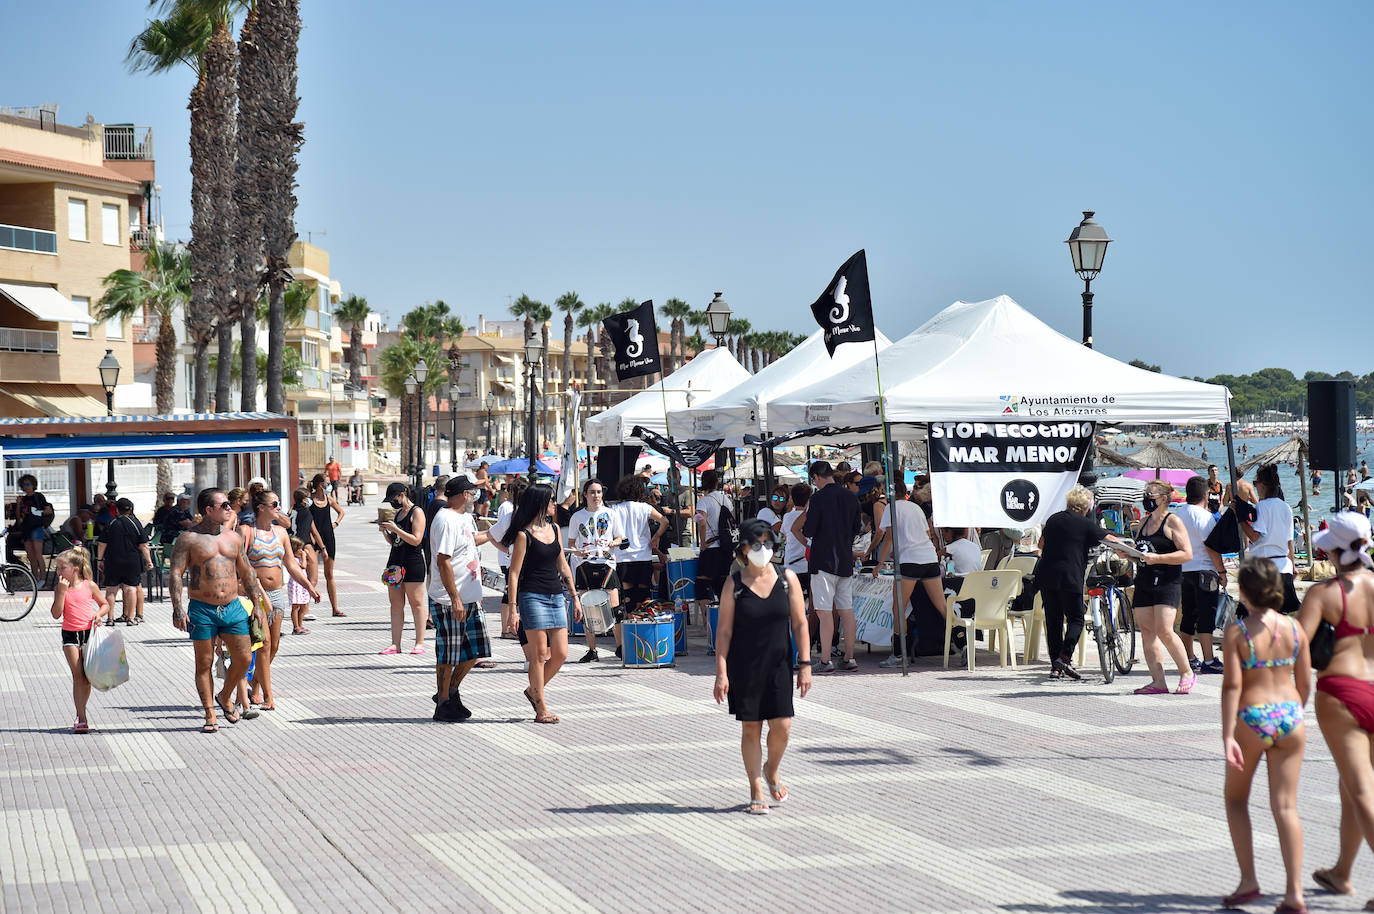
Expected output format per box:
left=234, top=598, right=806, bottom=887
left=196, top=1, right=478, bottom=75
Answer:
left=1065, top=211, right=1112, bottom=349
left=413, top=357, right=429, bottom=485
left=404, top=375, right=418, bottom=487
left=524, top=332, right=541, bottom=482
left=485, top=394, right=495, bottom=453
left=449, top=382, right=462, bottom=473
left=705, top=291, right=731, bottom=349
left=98, top=349, right=120, bottom=500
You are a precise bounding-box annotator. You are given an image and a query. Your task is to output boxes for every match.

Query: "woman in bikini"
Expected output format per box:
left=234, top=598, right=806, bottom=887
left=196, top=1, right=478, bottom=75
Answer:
left=1221, top=557, right=1311, bottom=913
left=1299, top=511, right=1374, bottom=909
left=241, top=488, right=318, bottom=709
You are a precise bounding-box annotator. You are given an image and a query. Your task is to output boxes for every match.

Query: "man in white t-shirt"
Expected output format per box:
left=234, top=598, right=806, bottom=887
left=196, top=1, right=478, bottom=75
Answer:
left=943, top=532, right=983, bottom=576
left=694, top=469, right=736, bottom=616
left=428, top=476, right=493, bottom=722
left=1175, top=476, right=1226, bottom=673
left=567, top=478, right=624, bottom=663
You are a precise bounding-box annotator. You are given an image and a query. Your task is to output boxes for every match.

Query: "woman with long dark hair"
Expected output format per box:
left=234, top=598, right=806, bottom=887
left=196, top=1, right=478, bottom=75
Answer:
left=379, top=482, right=428, bottom=654
left=241, top=488, right=318, bottom=709
left=309, top=473, right=346, bottom=617
left=8, top=473, right=52, bottom=584
left=504, top=484, right=581, bottom=724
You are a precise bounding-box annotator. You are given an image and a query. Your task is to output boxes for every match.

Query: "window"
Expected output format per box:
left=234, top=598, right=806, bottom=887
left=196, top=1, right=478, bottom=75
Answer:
left=71, top=296, right=91, bottom=338
left=105, top=313, right=123, bottom=340
left=67, top=199, right=88, bottom=242
left=101, top=204, right=120, bottom=245
left=301, top=340, right=319, bottom=368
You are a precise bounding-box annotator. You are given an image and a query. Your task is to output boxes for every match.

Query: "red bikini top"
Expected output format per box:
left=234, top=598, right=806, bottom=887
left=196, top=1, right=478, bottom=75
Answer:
left=1335, top=577, right=1374, bottom=640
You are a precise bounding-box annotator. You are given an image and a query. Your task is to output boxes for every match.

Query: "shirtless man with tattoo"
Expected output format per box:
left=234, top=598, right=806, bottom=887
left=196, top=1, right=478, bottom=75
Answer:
left=170, top=488, right=268, bottom=732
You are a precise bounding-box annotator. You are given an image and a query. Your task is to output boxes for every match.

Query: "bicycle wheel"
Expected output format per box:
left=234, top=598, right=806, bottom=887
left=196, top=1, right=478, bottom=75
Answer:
left=1111, top=589, right=1136, bottom=675
left=0, top=564, right=38, bottom=622
left=1092, top=598, right=1115, bottom=683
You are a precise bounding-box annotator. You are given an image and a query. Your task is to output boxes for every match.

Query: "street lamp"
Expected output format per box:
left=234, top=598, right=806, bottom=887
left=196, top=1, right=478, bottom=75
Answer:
left=404, top=374, right=417, bottom=486
left=449, top=382, right=462, bottom=473
left=97, top=349, right=120, bottom=500
left=524, top=332, right=541, bottom=481
left=1065, top=211, right=1112, bottom=349
left=705, top=291, right=731, bottom=348
left=413, top=358, right=429, bottom=485
left=485, top=394, right=495, bottom=453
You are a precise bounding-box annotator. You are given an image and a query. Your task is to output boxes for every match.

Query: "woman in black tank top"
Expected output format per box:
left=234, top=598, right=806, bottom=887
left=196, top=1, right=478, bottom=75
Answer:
left=1123, top=480, right=1195, bottom=695
left=380, top=482, right=428, bottom=654
left=309, top=474, right=346, bottom=617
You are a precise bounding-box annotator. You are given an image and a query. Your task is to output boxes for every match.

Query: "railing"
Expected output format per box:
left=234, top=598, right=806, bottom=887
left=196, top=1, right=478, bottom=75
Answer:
left=302, top=310, right=332, bottom=333
left=0, top=222, right=58, bottom=255
left=103, top=125, right=154, bottom=161
left=299, top=367, right=325, bottom=390
left=0, top=327, right=58, bottom=353
left=129, top=225, right=155, bottom=251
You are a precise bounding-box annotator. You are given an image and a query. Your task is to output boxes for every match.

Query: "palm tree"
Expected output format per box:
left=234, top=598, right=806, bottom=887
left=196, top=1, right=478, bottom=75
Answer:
left=686, top=309, right=710, bottom=349
left=661, top=297, right=691, bottom=371
left=98, top=242, right=191, bottom=494
left=743, top=332, right=764, bottom=373
left=257, top=277, right=310, bottom=326
left=510, top=293, right=542, bottom=344
left=333, top=294, right=371, bottom=390
left=211, top=341, right=302, bottom=387
left=726, top=318, right=751, bottom=363
left=575, top=305, right=601, bottom=391
left=234, top=1, right=265, bottom=410
left=554, top=291, right=584, bottom=387
left=258, top=0, right=304, bottom=484
left=684, top=331, right=706, bottom=354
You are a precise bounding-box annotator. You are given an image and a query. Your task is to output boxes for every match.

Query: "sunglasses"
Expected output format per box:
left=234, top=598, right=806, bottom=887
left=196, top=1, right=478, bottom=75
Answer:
left=744, top=541, right=772, bottom=552
left=269, top=501, right=280, bottom=508
left=212, top=501, right=230, bottom=509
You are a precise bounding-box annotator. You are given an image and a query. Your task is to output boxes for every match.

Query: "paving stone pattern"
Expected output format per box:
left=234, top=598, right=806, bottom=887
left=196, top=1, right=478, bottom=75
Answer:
left=0, top=508, right=1357, bottom=912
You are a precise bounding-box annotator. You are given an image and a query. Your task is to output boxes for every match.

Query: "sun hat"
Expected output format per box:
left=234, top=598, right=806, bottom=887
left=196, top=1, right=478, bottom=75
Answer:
left=1313, top=510, right=1374, bottom=569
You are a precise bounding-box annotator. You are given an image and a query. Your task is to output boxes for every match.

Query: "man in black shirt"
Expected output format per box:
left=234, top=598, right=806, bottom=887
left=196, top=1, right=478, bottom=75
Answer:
left=1036, top=485, right=1118, bottom=679
left=160, top=494, right=195, bottom=545
left=800, top=460, right=863, bottom=673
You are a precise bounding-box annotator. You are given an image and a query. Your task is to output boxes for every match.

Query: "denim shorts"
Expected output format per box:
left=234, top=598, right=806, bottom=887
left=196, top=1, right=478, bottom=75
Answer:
left=518, top=591, right=568, bottom=631
left=187, top=597, right=251, bottom=641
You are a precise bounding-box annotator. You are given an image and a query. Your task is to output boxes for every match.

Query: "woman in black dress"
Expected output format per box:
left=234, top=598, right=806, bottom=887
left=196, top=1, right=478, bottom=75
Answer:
left=713, top=518, right=812, bottom=815
left=309, top=474, right=346, bottom=617
left=379, top=482, right=428, bottom=654
left=96, top=498, right=153, bottom=625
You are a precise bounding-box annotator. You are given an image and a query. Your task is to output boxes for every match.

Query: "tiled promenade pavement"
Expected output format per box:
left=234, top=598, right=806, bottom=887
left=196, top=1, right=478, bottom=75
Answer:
left=0, top=509, right=1357, bottom=912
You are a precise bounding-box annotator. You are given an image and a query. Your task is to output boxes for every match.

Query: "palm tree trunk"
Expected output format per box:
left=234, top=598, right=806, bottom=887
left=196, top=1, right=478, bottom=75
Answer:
left=236, top=6, right=264, bottom=412
left=188, top=67, right=217, bottom=495
left=562, top=314, right=573, bottom=388
left=215, top=320, right=234, bottom=482
left=540, top=322, right=550, bottom=450
left=258, top=0, right=304, bottom=491
left=349, top=326, right=363, bottom=390
left=155, top=313, right=177, bottom=495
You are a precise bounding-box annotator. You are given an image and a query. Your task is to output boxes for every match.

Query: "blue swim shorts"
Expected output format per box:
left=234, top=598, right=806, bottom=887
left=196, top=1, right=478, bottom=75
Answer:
left=187, top=596, right=251, bottom=641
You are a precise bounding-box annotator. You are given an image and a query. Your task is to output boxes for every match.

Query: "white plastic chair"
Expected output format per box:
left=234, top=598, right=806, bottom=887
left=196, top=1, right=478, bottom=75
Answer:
left=993, top=555, right=1041, bottom=662
left=943, top=569, right=1023, bottom=670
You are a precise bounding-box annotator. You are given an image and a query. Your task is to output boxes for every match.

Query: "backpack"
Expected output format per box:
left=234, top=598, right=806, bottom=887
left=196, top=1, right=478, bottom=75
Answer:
left=713, top=493, right=739, bottom=551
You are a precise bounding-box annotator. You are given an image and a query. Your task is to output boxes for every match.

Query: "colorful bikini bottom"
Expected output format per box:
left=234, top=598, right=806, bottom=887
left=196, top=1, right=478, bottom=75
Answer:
left=1237, top=701, right=1304, bottom=747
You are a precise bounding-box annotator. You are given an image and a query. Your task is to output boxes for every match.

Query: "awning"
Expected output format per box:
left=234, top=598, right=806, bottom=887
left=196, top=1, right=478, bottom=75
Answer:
left=0, top=432, right=286, bottom=462
left=0, top=384, right=108, bottom=418
left=0, top=281, right=97, bottom=324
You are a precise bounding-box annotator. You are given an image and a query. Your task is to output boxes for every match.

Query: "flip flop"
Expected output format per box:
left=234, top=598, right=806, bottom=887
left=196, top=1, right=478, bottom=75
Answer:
left=1221, top=888, right=1262, bottom=908
left=745, top=799, right=770, bottom=815
left=767, top=781, right=788, bottom=805
left=409, top=645, right=427, bottom=655
left=1312, top=869, right=1352, bottom=895
left=474, top=659, right=495, bottom=668
left=379, top=646, right=400, bottom=655
left=1273, top=902, right=1308, bottom=913
left=331, top=612, right=348, bottom=617
left=200, top=721, right=219, bottom=733
left=1133, top=683, right=1169, bottom=695
left=215, top=696, right=239, bottom=724
left=72, top=721, right=89, bottom=734
left=1175, top=674, right=1197, bottom=694
left=534, top=713, right=560, bottom=724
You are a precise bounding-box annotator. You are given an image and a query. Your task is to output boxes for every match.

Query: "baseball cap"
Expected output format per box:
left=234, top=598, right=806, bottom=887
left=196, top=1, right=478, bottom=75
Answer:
left=384, top=482, right=409, bottom=500
left=1313, top=511, right=1373, bottom=568
left=78, top=503, right=94, bottom=512
left=445, top=476, right=477, bottom=497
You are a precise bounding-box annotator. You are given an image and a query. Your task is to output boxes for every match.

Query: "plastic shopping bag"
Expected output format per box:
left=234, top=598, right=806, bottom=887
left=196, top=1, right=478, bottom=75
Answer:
left=83, top=624, right=130, bottom=691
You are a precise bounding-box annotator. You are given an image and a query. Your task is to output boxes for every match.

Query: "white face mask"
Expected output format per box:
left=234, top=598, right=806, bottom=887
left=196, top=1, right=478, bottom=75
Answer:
left=745, top=547, right=772, bottom=568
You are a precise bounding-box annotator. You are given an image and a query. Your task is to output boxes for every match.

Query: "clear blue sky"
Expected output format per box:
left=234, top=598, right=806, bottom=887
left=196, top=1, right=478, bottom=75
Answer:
left=7, top=1, right=1371, bottom=378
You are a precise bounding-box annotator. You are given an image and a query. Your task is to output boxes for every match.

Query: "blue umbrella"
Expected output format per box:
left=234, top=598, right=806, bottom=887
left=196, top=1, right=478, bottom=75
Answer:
left=487, top=457, right=559, bottom=475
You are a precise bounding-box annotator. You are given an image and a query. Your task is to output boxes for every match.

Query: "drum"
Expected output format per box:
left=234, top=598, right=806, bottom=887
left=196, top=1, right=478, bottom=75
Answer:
left=580, top=589, right=615, bottom=634
left=622, top=615, right=676, bottom=668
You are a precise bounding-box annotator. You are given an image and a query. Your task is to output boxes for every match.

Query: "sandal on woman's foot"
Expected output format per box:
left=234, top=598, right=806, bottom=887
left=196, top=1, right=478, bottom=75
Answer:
left=72, top=720, right=89, bottom=733
left=767, top=781, right=788, bottom=805
left=331, top=611, right=347, bottom=617
left=409, top=645, right=427, bottom=655
left=1221, top=888, right=1262, bottom=908
left=533, top=713, right=560, bottom=724
left=201, top=721, right=219, bottom=733
left=1175, top=673, right=1197, bottom=694
left=745, top=799, right=770, bottom=815
left=1133, top=683, right=1169, bottom=695
left=1312, top=869, right=1353, bottom=895
left=379, top=646, right=400, bottom=655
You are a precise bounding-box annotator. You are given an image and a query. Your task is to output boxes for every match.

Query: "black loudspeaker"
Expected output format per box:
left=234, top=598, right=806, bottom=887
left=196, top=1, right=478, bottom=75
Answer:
left=595, top=445, right=638, bottom=490
left=1308, top=379, right=1356, bottom=469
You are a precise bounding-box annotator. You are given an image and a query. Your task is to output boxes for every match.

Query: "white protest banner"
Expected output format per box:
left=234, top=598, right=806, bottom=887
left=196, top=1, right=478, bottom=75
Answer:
left=851, top=574, right=895, bottom=645
left=929, top=420, right=1095, bottom=528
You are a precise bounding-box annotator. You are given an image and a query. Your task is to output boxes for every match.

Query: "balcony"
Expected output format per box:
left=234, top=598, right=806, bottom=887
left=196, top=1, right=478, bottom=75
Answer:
left=299, top=367, right=325, bottom=390
left=129, top=225, right=157, bottom=251
left=0, top=223, right=57, bottom=255
left=0, top=327, right=58, bottom=353
left=103, top=125, right=154, bottom=161
left=301, top=310, right=332, bottom=333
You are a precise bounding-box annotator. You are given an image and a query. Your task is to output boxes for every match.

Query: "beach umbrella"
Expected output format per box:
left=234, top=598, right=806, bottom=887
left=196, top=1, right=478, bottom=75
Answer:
left=1094, top=475, right=1148, bottom=503
left=1128, top=441, right=1212, bottom=474
left=1094, top=446, right=1144, bottom=469
left=465, top=454, right=505, bottom=468
left=487, top=457, right=559, bottom=475
left=1123, top=467, right=1195, bottom=497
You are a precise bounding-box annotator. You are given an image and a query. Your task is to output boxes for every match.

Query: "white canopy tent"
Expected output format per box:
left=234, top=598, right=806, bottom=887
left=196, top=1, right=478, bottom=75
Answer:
left=673, top=329, right=892, bottom=446
left=769, top=295, right=1231, bottom=437
left=583, top=346, right=750, bottom=446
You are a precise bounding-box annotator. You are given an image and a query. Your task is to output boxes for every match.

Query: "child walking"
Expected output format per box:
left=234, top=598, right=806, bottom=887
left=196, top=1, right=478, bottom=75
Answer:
left=288, top=537, right=311, bottom=634
left=1221, top=556, right=1311, bottom=913
left=49, top=548, right=110, bottom=733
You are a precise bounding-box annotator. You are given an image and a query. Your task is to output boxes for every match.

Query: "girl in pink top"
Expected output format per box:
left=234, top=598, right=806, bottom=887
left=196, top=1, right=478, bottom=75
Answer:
left=49, top=547, right=109, bottom=733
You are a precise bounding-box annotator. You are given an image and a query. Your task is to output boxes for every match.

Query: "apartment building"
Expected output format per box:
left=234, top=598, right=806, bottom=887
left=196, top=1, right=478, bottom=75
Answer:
left=0, top=106, right=153, bottom=418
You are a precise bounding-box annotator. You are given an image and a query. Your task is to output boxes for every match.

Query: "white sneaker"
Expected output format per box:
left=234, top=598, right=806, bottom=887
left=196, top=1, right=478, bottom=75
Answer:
left=879, top=654, right=907, bottom=668
left=303, top=613, right=316, bottom=621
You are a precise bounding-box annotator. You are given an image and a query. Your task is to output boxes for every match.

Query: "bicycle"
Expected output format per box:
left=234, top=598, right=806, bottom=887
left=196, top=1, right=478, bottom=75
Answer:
left=1085, top=549, right=1137, bottom=682
left=0, top=562, right=39, bottom=622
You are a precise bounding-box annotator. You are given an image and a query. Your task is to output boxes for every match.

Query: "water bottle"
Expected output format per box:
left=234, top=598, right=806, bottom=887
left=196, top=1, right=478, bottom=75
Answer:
left=85, top=520, right=94, bottom=540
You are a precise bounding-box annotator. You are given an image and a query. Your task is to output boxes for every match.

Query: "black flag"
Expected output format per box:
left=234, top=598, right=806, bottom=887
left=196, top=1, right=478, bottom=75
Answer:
left=632, top=426, right=720, bottom=470
left=602, top=300, right=662, bottom=381
left=809, top=249, right=874, bottom=356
